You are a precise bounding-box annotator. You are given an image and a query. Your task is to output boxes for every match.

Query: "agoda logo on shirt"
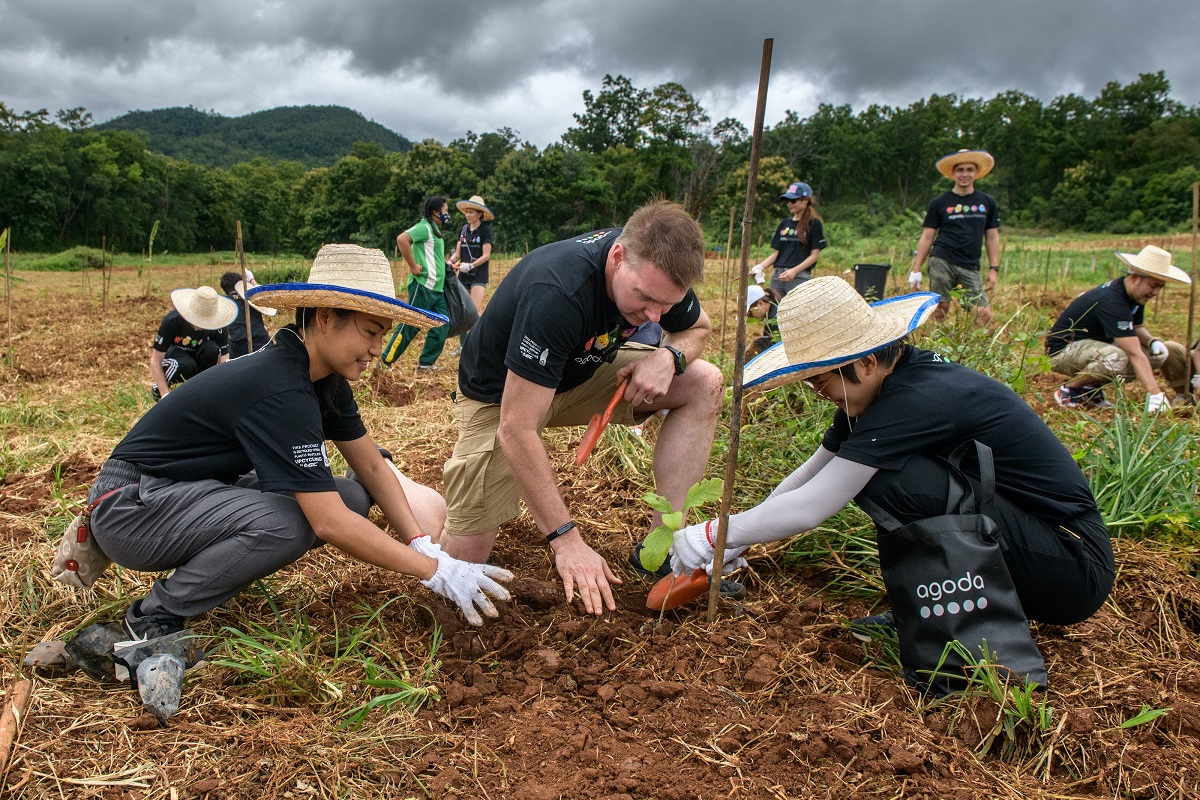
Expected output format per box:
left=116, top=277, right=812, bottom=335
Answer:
left=944, top=203, right=988, bottom=217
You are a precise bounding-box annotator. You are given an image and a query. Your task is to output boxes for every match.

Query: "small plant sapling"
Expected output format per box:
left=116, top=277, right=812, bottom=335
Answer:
left=637, top=478, right=723, bottom=572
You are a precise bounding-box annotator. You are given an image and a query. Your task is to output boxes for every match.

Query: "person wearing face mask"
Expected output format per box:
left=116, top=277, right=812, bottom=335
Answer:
left=382, top=195, right=454, bottom=370
left=666, top=277, right=1114, bottom=644
left=71, top=245, right=510, bottom=683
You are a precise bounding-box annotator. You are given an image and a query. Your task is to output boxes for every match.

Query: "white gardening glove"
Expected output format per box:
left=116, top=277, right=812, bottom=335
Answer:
left=458, top=261, right=474, bottom=273
left=908, top=271, right=922, bottom=290
left=409, top=536, right=513, bottom=625
left=1192, top=374, right=1200, bottom=394
left=1146, top=392, right=1167, bottom=413
left=1149, top=339, right=1168, bottom=359
left=751, top=264, right=766, bottom=285
left=669, top=520, right=747, bottom=577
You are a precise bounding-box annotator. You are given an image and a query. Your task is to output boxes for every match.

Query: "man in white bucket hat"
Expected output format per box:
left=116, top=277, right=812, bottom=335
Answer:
left=68, top=245, right=510, bottom=690
left=1047, top=245, right=1191, bottom=411
left=221, top=270, right=276, bottom=358
left=149, top=285, right=238, bottom=400
left=909, top=149, right=1000, bottom=327
left=665, top=277, right=1113, bottom=662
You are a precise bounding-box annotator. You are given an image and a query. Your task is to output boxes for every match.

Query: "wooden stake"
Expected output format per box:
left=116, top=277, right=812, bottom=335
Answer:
left=720, top=205, right=736, bottom=354
left=4, top=228, right=11, bottom=369
left=1186, top=182, right=1199, bottom=397
left=236, top=221, right=253, bottom=352
left=707, top=38, right=772, bottom=622
left=0, top=679, right=32, bottom=779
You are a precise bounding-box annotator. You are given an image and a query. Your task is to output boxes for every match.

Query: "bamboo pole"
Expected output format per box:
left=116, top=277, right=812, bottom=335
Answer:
left=236, top=221, right=252, bottom=352
left=707, top=38, right=772, bottom=622
left=4, top=228, right=11, bottom=368
left=1186, top=182, right=1199, bottom=398
left=0, top=679, right=32, bottom=779
left=720, top=205, right=736, bottom=354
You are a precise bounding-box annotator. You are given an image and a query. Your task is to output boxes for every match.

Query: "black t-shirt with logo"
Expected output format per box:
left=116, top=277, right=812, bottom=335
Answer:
left=1045, top=279, right=1142, bottom=356
left=769, top=216, right=828, bottom=269
left=821, top=346, right=1102, bottom=535
left=457, top=228, right=702, bottom=404
left=923, top=190, right=1000, bottom=268
left=152, top=309, right=230, bottom=356
left=112, top=327, right=365, bottom=492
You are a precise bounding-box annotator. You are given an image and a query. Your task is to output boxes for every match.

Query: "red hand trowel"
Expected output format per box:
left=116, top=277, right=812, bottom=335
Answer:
left=646, top=569, right=710, bottom=611
left=575, top=379, right=629, bottom=466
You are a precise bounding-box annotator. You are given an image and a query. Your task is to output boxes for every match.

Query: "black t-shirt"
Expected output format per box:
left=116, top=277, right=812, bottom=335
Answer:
left=821, top=347, right=1101, bottom=529
left=458, top=228, right=703, bottom=404
left=458, top=222, right=493, bottom=263
left=769, top=216, right=828, bottom=269
left=152, top=310, right=230, bottom=356
left=112, top=327, right=366, bottom=492
left=1045, top=279, right=1142, bottom=356
left=923, top=190, right=1000, bottom=268
left=225, top=293, right=271, bottom=358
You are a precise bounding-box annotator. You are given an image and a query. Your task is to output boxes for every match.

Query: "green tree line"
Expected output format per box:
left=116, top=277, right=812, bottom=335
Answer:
left=2, top=71, right=1198, bottom=259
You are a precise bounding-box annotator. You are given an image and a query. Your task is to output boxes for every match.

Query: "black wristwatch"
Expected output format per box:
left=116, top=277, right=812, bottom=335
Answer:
left=663, top=345, right=687, bottom=375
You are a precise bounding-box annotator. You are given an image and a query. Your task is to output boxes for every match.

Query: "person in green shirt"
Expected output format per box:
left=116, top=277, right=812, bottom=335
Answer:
left=382, top=195, right=452, bottom=369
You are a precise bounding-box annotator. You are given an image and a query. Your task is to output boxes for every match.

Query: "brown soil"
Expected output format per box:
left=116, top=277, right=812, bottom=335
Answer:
left=2, top=264, right=1199, bottom=799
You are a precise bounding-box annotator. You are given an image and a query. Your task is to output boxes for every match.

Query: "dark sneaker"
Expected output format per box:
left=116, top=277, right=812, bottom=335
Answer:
left=1079, top=385, right=1113, bottom=409
left=629, top=541, right=746, bottom=599
left=1053, top=386, right=1084, bottom=409
left=848, top=610, right=896, bottom=643
left=119, top=600, right=185, bottom=644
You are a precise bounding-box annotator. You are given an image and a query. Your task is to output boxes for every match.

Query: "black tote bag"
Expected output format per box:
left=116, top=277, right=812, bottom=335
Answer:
left=858, top=440, right=1047, bottom=695
left=443, top=275, right=479, bottom=338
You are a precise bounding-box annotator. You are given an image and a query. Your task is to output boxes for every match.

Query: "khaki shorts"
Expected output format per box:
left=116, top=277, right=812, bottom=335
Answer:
left=443, top=344, right=658, bottom=535
left=1050, top=337, right=1188, bottom=389
left=928, top=255, right=989, bottom=308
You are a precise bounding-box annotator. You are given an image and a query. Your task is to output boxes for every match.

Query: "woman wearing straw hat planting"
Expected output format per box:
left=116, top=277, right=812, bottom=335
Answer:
left=448, top=195, right=495, bottom=318
left=148, top=285, right=238, bottom=401
left=663, top=277, right=1114, bottom=689
left=79, top=244, right=511, bottom=664
left=750, top=181, right=828, bottom=300
left=1047, top=245, right=1192, bottom=411
left=382, top=196, right=453, bottom=370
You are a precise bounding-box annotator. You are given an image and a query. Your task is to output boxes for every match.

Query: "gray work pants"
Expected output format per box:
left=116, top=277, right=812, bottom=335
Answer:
left=88, top=466, right=370, bottom=620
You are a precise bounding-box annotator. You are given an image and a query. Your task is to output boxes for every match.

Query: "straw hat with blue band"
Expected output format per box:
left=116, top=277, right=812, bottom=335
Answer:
left=456, top=195, right=495, bottom=221
left=248, top=244, right=447, bottom=331
left=743, top=277, right=940, bottom=392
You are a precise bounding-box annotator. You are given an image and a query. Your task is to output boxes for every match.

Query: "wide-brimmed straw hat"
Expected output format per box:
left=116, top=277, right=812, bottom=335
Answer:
left=743, top=277, right=940, bottom=392
left=456, top=195, right=494, bottom=221
left=1114, top=245, right=1191, bottom=285
left=170, top=285, right=239, bottom=330
left=234, top=279, right=277, bottom=316
left=936, top=149, right=995, bottom=180
left=248, top=244, right=447, bottom=330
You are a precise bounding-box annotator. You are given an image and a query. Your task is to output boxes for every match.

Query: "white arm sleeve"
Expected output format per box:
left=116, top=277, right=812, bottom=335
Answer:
left=725, top=456, right=879, bottom=548
left=767, top=446, right=837, bottom=498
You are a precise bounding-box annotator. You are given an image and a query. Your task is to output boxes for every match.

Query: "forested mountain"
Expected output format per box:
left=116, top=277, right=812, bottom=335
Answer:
left=95, top=105, right=411, bottom=167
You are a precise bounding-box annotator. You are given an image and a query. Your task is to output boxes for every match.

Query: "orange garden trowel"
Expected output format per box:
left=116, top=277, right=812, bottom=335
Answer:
left=575, top=379, right=629, bottom=466
left=646, top=569, right=711, bottom=611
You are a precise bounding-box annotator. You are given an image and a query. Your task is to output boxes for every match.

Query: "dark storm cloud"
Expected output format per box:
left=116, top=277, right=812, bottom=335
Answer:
left=2, top=0, right=1198, bottom=144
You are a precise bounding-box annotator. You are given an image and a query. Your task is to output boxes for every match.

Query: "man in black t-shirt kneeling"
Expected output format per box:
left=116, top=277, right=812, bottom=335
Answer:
left=435, top=201, right=724, bottom=616
left=909, top=149, right=1001, bottom=328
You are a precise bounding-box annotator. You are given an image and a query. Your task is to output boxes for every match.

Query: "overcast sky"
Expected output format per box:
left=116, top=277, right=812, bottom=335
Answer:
left=2, top=0, right=1198, bottom=148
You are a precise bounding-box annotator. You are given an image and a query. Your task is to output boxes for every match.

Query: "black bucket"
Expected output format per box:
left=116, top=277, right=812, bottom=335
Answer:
left=853, top=263, right=890, bottom=300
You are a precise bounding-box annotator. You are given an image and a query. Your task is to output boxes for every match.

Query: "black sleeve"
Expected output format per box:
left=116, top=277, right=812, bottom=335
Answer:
left=503, top=284, right=588, bottom=389
left=986, top=196, right=1001, bottom=230
left=151, top=315, right=174, bottom=351
left=922, top=198, right=940, bottom=229
left=826, top=384, right=957, bottom=471
left=658, top=289, right=703, bottom=334
left=809, top=218, right=828, bottom=250
left=1098, top=292, right=1139, bottom=340
left=323, top=378, right=368, bottom=442
left=478, top=223, right=493, bottom=246
left=234, top=390, right=340, bottom=493
left=212, top=327, right=230, bottom=355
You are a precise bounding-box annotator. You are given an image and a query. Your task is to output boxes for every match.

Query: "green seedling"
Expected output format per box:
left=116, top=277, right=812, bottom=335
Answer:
left=1121, top=704, right=1171, bottom=729
left=638, top=477, right=723, bottom=572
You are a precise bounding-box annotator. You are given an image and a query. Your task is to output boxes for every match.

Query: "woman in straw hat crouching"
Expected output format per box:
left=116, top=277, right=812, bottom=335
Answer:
left=149, top=285, right=239, bottom=401
left=81, top=244, right=512, bottom=663
left=663, top=277, right=1114, bottom=682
